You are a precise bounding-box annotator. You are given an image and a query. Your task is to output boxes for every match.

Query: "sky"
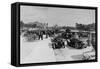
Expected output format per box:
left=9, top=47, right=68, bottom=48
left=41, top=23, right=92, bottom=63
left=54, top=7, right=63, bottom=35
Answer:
left=20, top=6, right=95, bottom=27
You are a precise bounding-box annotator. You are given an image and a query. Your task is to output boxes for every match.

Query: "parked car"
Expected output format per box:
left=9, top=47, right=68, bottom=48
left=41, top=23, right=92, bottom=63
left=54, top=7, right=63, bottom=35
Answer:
left=67, top=38, right=85, bottom=49
left=51, top=36, right=65, bottom=49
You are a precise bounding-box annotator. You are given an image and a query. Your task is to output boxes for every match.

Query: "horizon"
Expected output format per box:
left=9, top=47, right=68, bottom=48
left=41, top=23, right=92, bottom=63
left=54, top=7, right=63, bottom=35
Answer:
left=20, top=20, right=95, bottom=27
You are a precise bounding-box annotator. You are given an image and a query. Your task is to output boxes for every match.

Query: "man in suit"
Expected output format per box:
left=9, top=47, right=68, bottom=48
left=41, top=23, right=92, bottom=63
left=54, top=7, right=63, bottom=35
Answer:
left=38, top=31, right=43, bottom=40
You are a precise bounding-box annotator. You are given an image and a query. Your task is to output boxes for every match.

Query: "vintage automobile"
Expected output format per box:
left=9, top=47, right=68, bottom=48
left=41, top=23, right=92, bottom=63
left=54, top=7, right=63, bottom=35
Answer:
left=67, top=38, right=85, bottom=49
left=51, top=36, right=65, bottom=49
left=51, top=29, right=86, bottom=49
left=51, top=34, right=85, bottom=49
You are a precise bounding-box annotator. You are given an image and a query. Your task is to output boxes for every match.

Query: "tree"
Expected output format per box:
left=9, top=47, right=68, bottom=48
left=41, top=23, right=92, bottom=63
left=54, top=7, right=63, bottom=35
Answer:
left=76, top=23, right=85, bottom=31
left=76, top=23, right=95, bottom=31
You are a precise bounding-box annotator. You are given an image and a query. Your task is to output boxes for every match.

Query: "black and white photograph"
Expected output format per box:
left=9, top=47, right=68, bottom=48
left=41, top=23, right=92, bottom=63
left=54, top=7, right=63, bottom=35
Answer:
left=20, top=5, right=96, bottom=64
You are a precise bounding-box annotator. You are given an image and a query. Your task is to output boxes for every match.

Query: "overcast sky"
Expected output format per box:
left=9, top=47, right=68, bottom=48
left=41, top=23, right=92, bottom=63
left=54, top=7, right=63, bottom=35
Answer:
left=20, top=6, right=95, bottom=27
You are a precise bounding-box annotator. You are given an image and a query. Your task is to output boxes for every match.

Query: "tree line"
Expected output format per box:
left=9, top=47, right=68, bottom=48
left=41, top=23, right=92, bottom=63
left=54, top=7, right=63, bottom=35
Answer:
left=76, top=23, right=95, bottom=31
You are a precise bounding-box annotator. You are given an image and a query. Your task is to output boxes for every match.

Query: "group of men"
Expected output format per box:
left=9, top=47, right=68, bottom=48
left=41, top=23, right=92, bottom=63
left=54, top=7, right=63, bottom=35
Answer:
left=38, top=30, right=55, bottom=40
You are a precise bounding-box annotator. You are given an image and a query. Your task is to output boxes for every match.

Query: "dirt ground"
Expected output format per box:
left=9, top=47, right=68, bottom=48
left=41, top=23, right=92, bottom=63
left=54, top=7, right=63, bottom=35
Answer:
left=20, top=35, right=94, bottom=64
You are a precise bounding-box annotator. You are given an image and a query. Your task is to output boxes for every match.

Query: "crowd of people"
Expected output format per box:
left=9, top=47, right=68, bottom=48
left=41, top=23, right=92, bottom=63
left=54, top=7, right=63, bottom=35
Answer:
left=23, top=29, right=56, bottom=41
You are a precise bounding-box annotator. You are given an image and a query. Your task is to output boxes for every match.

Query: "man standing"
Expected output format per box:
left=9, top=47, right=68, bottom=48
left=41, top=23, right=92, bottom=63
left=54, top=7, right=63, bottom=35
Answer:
left=45, top=31, right=48, bottom=38
left=38, top=31, right=43, bottom=40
